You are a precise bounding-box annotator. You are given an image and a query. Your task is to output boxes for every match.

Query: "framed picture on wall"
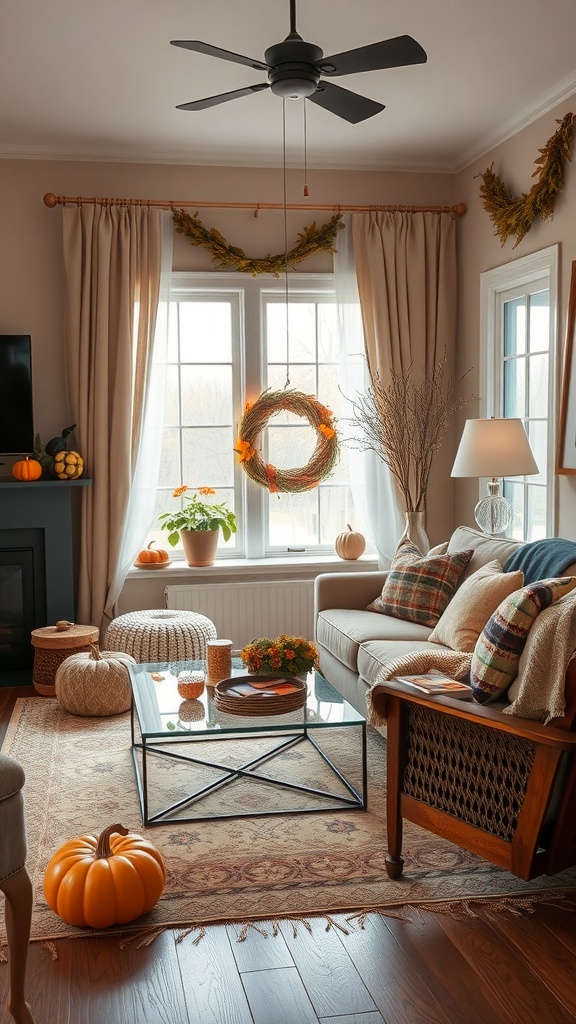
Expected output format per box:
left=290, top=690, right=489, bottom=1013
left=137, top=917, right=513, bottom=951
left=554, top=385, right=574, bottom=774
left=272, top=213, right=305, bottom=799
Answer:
left=557, top=260, right=576, bottom=474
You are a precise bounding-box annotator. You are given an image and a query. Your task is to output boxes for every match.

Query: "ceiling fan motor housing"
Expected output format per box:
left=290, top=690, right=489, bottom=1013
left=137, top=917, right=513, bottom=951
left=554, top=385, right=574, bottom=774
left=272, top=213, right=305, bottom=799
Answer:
left=265, top=33, right=323, bottom=98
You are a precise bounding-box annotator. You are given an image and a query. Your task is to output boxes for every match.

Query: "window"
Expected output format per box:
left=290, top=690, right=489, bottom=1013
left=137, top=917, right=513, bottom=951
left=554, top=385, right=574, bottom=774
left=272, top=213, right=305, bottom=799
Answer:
left=147, top=272, right=368, bottom=559
left=480, top=246, right=558, bottom=540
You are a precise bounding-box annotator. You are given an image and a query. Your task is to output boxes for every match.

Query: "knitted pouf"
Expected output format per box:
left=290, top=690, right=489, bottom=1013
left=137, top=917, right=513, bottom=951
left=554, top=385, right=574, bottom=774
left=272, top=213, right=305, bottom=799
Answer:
left=103, top=609, right=217, bottom=663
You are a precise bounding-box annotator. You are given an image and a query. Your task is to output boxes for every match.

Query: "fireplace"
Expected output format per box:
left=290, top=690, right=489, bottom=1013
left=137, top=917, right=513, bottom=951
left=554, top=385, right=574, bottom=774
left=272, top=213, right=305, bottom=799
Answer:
left=0, top=479, right=89, bottom=684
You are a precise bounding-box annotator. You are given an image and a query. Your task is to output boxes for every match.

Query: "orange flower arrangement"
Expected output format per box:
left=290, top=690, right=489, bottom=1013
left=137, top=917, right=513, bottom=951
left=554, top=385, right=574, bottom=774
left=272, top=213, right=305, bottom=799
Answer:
left=241, top=635, right=318, bottom=676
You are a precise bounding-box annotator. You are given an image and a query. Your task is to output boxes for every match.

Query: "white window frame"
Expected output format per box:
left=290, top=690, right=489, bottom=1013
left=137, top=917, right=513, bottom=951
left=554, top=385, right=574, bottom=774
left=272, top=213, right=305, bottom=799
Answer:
left=479, top=244, right=559, bottom=537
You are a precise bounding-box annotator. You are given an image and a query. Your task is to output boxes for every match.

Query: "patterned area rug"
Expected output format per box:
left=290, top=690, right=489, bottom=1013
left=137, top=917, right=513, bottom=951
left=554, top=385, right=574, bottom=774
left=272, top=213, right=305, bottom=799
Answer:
left=2, top=696, right=576, bottom=950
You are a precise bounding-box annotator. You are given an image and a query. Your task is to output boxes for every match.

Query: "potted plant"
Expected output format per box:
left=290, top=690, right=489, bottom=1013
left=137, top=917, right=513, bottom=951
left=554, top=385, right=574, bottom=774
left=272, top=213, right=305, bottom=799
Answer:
left=158, top=486, right=237, bottom=566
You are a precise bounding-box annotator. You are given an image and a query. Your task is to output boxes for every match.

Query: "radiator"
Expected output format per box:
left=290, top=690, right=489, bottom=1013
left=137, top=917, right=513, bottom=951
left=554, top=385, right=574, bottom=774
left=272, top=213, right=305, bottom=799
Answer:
left=164, top=580, right=314, bottom=648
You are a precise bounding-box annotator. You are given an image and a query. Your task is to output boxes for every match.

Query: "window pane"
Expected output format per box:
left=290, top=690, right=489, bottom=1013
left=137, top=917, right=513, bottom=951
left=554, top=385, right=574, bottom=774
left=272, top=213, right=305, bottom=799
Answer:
left=266, top=302, right=316, bottom=363
left=503, top=480, right=525, bottom=540
left=179, top=302, right=232, bottom=362
left=527, top=420, right=547, bottom=483
left=268, top=491, right=319, bottom=546
left=181, top=365, right=232, bottom=425
left=528, top=289, right=549, bottom=352
left=528, top=353, right=548, bottom=418
left=527, top=485, right=547, bottom=541
left=268, top=423, right=315, bottom=469
left=318, top=302, right=338, bottom=361
left=158, top=427, right=180, bottom=486
left=503, top=358, right=525, bottom=417
left=182, top=426, right=234, bottom=485
left=319, top=486, right=358, bottom=545
left=504, top=298, right=526, bottom=356
left=267, top=364, right=316, bottom=395
left=164, top=366, right=180, bottom=425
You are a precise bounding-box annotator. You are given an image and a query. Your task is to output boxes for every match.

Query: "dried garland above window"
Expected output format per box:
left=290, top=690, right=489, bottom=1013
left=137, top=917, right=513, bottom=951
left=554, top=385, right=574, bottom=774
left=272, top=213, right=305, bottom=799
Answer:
left=172, top=208, right=344, bottom=276
left=234, top=390, right=339, bottom=493
left=477, top=112, right=575, bottom=247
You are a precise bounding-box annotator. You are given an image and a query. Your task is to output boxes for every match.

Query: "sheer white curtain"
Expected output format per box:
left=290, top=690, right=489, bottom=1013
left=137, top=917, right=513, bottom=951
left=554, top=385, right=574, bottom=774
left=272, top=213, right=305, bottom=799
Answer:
left=105, top=211, right=173, bottom=622
left=333, top=215, right=403, bottom=565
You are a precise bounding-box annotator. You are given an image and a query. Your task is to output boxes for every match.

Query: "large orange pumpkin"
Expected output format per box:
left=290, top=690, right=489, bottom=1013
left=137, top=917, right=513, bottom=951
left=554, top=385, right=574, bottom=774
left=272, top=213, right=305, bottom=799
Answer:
left=12, top=456, right=42, bottom=481
left=43, top=823, right=166, bottom=928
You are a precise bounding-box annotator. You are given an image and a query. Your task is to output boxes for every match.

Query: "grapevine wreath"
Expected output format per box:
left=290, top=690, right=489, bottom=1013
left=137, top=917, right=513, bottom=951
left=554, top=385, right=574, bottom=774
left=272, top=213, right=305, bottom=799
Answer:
left=235, top=389, right=339, bottom=493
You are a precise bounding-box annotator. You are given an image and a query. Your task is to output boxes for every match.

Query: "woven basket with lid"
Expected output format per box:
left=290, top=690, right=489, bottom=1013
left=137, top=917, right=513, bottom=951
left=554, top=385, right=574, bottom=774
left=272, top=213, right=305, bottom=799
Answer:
left=31, top=624, right=99, bottom=696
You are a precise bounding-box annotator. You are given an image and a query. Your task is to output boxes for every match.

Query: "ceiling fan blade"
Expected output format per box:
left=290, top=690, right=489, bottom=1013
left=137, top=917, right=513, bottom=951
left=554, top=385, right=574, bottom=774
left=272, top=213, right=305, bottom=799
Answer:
left=307, top=82, right=384, bottom=123
left=176, top=83, right=270, bottom=111
left=317, top=35, right=427, bottom=76
left=170, top=39, right=269, bottom=72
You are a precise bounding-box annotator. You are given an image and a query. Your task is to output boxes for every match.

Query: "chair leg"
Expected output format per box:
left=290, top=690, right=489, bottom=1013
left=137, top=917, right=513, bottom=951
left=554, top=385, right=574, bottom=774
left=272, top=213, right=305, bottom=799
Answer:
left=1, top=867, right=37, bottom=1024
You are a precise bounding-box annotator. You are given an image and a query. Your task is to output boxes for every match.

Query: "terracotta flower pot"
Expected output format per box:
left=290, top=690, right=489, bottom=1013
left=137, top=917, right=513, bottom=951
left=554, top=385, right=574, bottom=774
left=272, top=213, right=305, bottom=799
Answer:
left=180, top=529, right=219, bottom=567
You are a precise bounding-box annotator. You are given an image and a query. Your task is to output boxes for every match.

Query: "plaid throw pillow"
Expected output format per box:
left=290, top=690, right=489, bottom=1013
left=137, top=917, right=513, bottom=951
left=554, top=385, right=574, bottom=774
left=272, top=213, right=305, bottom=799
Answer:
left=368, top=540, right=473, bottom=628
left=470, top=576, right=576, bottom=704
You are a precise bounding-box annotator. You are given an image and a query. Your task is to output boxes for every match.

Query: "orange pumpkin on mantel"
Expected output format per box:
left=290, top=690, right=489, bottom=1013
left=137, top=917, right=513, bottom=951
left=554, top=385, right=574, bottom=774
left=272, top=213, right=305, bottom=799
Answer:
left=134, top=541, right=171, bottom=568
left=12, top=456, right=42, bottom=481
left=44, top=823, right=166, bottom=928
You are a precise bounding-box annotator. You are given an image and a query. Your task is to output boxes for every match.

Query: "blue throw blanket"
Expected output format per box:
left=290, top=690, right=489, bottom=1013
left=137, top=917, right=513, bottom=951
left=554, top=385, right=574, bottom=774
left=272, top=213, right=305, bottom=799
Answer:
left=504, top=538, right=576, bottom=583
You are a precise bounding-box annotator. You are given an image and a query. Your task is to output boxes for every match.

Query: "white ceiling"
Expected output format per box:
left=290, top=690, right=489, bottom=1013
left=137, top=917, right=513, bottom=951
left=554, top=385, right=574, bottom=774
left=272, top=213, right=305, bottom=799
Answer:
left=2, top=0, right=576, bottom=173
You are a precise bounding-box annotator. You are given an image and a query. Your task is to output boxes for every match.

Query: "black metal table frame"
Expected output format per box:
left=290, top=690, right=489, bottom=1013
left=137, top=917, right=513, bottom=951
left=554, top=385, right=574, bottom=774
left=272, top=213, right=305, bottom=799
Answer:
left=130, top=703, right=367, bottom=826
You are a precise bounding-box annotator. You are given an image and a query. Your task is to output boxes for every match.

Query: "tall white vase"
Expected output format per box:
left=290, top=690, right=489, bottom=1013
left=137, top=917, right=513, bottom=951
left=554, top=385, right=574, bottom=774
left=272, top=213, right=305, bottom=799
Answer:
left=400, top=510, right=430, bottom=555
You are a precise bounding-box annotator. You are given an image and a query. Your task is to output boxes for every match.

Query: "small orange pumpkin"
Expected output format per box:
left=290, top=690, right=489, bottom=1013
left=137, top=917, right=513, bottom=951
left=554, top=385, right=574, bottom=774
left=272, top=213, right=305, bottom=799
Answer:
left=12, top=456, right=42, bottom=481
left=335, top=524, right=366, bottom=560
left=135, top=541, right=170, bottom=565
left=44, top=823, right=166, bottom=928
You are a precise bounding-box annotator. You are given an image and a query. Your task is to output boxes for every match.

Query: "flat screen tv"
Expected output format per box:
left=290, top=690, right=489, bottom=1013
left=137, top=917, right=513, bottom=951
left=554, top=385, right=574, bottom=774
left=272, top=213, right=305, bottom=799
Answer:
left=0, top=335, right=34, bottom=455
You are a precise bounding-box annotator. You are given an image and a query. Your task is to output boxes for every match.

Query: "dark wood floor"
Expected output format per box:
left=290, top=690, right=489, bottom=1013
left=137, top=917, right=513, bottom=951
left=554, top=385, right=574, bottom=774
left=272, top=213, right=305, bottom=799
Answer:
left=2, top=686, right=576, bottom=1024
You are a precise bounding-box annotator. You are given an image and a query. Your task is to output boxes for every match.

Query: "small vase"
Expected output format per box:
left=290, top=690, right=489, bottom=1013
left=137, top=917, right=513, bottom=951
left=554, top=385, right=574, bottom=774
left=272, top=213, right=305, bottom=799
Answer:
left=400, top=510, right=430, bottom=555
left=180, top=528, right=219, bottom=567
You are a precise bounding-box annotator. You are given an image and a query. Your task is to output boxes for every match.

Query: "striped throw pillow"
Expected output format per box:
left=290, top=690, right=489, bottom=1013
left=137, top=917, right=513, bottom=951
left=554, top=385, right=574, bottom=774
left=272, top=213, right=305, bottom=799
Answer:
left=368, top=540, right=473, bottom=628
left=470, top=576, right=576, bottom=704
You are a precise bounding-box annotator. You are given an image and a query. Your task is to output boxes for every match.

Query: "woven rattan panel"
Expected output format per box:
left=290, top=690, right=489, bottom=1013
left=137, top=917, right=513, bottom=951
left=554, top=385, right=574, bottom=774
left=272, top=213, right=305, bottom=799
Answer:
left=401, top=703, right=536, bottom=842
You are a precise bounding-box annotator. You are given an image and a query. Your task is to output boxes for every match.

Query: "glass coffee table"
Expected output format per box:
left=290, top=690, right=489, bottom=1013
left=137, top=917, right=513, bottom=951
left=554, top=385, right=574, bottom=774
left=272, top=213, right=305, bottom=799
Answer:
left=129, top=659, right=367, bottom=825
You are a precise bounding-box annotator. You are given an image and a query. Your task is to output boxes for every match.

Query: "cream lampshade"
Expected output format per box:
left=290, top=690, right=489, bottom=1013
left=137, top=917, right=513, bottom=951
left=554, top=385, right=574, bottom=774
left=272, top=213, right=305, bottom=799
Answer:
left=451, top=418, right=538, bottom=535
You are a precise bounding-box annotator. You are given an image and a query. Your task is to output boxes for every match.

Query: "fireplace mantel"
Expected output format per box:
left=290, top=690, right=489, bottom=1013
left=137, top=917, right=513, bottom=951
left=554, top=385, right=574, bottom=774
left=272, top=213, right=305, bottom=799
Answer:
left=0, top=479, right=91, bottom=624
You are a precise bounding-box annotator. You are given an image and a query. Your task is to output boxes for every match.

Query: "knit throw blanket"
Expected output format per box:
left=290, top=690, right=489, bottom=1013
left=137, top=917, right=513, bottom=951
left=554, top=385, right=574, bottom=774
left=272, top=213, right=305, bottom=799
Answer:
left=504, top=538, right=576, bottom=583
left=366, top=592, right=576, bottom=728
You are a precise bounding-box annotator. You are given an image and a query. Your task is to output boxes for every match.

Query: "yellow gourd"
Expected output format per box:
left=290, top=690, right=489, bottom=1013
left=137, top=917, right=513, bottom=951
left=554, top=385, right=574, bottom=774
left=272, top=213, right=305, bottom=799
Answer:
left=53, top=450, right=84, bottom=480
left=335, top=524, right=366, bottom=560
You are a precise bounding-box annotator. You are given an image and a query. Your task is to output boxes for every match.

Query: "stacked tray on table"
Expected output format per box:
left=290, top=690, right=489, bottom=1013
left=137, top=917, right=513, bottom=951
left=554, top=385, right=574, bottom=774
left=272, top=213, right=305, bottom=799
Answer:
left=213, top=675, right=307, bottom=716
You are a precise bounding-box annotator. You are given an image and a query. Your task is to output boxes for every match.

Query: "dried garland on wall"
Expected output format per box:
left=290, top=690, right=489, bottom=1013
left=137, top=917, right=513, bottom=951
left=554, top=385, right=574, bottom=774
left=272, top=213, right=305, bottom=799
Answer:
left=477, top=111, right=575, bottom=247
left=172, top=208, right=344, bottom=276
left=235, top=390, right=339, bottom=493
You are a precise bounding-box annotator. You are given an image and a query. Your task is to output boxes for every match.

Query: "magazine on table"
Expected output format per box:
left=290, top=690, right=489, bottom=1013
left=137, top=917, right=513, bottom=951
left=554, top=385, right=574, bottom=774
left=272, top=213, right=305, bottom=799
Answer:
left=393, top=668, right=472, bottom=699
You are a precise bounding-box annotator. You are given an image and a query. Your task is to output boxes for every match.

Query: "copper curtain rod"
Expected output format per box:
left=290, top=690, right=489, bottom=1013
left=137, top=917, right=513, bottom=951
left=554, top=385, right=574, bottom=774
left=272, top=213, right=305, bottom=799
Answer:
left=43, top=192, right=467, bottom=216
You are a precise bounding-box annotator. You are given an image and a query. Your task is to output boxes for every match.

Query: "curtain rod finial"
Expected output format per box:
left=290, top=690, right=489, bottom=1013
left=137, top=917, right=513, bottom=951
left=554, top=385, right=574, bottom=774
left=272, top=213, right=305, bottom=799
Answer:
left=43, top=193, right=58, bottom=208
left=454, top=203, right=467, bottom=216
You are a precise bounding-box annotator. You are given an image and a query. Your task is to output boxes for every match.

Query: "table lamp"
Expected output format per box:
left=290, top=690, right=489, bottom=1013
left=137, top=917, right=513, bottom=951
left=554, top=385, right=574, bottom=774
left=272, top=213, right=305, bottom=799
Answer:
left=451, top=418, right=538, bottom=535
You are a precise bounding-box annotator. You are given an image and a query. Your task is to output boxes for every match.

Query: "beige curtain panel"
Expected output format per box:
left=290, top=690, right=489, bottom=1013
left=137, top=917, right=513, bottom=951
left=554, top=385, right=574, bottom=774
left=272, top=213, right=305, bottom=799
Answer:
left=61, top=204, right=164, bottom=633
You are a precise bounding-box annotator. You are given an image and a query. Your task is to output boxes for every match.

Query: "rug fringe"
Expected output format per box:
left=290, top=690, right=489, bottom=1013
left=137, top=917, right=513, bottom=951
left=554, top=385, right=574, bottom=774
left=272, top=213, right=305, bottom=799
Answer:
left=118, top=927, right=168, bottom=950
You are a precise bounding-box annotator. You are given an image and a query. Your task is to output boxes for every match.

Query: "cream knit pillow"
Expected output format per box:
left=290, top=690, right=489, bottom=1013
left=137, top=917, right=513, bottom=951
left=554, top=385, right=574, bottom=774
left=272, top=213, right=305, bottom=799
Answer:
left=428, top=560, right=525, bottom=653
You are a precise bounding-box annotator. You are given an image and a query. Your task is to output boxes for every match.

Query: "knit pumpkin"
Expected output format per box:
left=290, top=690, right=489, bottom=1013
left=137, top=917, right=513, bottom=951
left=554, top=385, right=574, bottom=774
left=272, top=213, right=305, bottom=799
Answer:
left=55, top=644, right=135, bottom=716
left=44, top=823, right=166, bottom=928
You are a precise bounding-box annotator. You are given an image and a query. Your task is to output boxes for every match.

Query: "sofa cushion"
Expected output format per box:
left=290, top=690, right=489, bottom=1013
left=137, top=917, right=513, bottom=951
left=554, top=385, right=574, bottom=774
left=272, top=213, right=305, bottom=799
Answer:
left=358, top=639, right=453, bottom=688
left=428, top=560, right=525, bottom=653
left=447, top=526, right=522, bottom=582
left=316, top=608, right=432, bottom=671
left=368, top=540, right=473, bottom=628
left=470, top=576, right=576, bottom=704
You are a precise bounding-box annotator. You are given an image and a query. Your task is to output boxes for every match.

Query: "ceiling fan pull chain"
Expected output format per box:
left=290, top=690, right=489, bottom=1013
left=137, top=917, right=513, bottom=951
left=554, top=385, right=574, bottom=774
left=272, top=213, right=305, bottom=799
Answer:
left=303, top=102, right=309, bottom=197
left=282, top=99, right=291, bottom=388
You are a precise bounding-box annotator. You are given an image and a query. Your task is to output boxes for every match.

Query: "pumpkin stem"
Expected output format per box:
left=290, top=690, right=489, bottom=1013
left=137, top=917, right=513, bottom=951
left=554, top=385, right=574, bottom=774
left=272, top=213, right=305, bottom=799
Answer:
left=347, top=523, right=353, bottom=531
left=89, top=643, right=103, bottom=661
left=96, top=823, right=130, bottom=859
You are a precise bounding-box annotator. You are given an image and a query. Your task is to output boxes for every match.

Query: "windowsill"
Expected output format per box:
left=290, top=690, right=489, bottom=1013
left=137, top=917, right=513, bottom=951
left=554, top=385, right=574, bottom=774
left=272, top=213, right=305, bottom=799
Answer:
left=126, top=553, right=379, bottom=584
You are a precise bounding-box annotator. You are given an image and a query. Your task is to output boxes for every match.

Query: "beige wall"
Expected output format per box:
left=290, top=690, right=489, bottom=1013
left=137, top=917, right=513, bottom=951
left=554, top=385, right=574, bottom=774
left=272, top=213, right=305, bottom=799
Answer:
left=455, top=98, right=576, bottom=539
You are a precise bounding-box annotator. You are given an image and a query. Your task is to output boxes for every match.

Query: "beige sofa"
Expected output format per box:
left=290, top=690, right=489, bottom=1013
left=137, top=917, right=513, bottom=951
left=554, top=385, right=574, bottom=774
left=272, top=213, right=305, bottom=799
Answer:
left=314, top=525, right=558, bottom=716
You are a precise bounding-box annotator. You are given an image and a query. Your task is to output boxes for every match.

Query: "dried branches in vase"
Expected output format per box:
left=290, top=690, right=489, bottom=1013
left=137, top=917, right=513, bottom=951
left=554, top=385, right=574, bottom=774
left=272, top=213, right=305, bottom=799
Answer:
left=347, top=356, right=473, bottom=513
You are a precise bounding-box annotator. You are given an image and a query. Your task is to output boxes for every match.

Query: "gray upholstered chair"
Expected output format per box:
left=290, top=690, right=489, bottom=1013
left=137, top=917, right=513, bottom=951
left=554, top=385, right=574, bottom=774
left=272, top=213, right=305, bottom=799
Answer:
left=0, top=753, right=37, bottom=1024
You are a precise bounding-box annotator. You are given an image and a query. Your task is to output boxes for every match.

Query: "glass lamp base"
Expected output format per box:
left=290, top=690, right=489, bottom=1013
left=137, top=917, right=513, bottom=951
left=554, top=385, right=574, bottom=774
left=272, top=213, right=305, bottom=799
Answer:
left=474, top=494, right=512, bottom=536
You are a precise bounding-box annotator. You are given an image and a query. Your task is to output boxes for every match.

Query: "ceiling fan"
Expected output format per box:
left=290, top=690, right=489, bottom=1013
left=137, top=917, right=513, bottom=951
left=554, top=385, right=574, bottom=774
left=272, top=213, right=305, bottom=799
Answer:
left=171, top=0, right=427, bottom=124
